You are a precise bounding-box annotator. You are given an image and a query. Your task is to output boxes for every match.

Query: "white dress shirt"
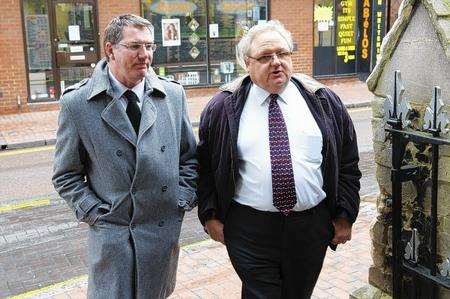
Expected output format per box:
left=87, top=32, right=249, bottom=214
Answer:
left=108, top=69, right=145, bottom=110
left=233, top=81, right=326, bottom=212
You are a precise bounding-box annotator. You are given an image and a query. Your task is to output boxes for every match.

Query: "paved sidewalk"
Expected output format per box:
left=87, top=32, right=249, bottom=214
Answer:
left=0, top=78, right=372, bottom=150
left=12, top=201, right=376, bottom=299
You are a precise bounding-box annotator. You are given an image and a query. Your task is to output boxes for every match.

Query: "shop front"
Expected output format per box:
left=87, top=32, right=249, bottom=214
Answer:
left=313, top=0, right=386, bottom=78
left=0, top=0, right=391, bottom=113
left=141, top=0, right=268, bottom=87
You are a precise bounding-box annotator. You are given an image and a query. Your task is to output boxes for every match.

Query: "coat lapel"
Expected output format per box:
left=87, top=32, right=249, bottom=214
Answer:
left=138, top=95, right=157, bottom=140
left=101, top=97, right=137, bottom=147
left=87, top=59, right=168, bottom=146
left=137, top=70, right=167, bottom=141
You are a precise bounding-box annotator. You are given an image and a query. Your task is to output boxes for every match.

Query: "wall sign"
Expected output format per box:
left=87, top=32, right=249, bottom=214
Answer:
left=336, top=0, right=356, bottom=63
left=361, top=0, right=371, bottom=59
left=371, top=0, right=386, bottom=68
left=357, top=0, right=372, bottom=74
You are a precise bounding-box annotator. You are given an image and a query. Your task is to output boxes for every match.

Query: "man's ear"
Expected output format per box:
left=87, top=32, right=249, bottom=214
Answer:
left=244, top=57, right=250, bottom=69
left=105, top=42, right=114, bottom=61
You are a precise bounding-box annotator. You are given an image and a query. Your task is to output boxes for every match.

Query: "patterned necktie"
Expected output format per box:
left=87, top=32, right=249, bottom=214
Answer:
left=268, top=94, right=297, bottom=215
left=124, top=90, right=141, bottom=134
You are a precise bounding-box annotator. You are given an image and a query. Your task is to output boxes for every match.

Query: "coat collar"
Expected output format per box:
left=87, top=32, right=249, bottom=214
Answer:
left=93, top=59, right=162, bottom=147
left=219, top=73, right=327, bottom=95
left=87, top=58, right=167, bottom=100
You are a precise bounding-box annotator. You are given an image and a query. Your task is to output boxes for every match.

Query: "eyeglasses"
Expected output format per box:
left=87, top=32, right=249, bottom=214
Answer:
left=247, top=51, right=292, bottom=64
left=118, top=42, right=157, bottom=52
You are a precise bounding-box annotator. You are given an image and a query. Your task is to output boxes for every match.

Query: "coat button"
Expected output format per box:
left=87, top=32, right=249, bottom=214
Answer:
left=130, top=224, right=136, bottom=230
left=158, top=221, right=165, bottom=227
left=131, top=187, right=137, bottom=195
left=161, top=185, right=168, bottom=192
left=116, top=149, right=123, bottom=157
left=160, top=145, right=166, bottom=152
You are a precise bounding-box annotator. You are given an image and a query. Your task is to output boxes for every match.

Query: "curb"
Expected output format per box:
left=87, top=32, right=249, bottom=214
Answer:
left=0, top=138, right=56, bottom=151
left=344, top=101, right=372, bottom=109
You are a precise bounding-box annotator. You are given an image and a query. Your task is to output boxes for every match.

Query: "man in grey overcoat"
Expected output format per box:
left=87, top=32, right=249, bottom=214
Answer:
left=52, top=14, right=198, bottom=298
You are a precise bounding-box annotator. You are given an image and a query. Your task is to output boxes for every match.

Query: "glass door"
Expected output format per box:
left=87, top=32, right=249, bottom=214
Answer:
left=313, top=0, right=357, bottom=77
left=51, top=0, right=99, bottom=95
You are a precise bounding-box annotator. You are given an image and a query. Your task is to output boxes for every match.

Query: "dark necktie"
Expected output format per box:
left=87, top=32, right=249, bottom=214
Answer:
left=268, top=94, right=297, bottom=215
left=124, top=90, right=141, bottom=134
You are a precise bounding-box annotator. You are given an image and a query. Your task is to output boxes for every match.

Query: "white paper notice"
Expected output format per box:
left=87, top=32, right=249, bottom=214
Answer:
left=318, top=21, right=329, bottom=32
left=70, top=55, right=85, bottom=61
left=70, top=45, right=83, bottom=53
left=209, top=24, right=219, bottom=38
left=68, top=25, right=81, bottom=41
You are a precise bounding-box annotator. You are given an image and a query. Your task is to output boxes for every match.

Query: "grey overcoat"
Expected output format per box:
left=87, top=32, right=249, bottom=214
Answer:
left=52, top=59, right=198, bottom=298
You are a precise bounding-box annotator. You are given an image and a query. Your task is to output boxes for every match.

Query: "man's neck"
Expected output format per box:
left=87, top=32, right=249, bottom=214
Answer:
left=108, top=66, right=142, bottom=88
left=108, top=68, right=142, bottom=90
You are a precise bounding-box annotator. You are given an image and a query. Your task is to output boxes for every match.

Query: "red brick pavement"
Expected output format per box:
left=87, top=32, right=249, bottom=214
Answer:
left=15, top=201, right=376, bottom=299
left=0, top=78, right=372, bottom=149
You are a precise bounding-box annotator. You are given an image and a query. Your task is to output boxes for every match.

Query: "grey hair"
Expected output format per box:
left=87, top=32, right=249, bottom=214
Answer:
left=103, top=14, right=154, bottom=60
left=236, top=20, right=293, bottom=71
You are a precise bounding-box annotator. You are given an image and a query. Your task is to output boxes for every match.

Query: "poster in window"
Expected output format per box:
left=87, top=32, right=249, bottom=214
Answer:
left=209, top=24, right=219, bottom=38
left=25, top=15, right=52, bottom=70
left=162, top=19, right=181, bottom=47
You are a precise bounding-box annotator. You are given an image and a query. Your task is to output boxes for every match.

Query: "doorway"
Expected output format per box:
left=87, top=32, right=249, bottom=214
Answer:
left=51, top=0, right=99, bottom=94
left=22, top=0, right=100, bottom=102
left=313, top=0, right=357, bottom=77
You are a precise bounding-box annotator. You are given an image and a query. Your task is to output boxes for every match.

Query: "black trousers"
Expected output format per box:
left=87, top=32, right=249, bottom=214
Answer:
left=224, top=201, right=333, bottom=299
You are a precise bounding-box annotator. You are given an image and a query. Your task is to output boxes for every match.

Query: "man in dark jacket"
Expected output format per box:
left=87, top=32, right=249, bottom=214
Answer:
left=197, top=20, right=361, bottom=298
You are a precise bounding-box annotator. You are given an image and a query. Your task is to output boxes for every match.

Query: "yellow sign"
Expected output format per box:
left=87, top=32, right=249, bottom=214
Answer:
left=361, top=0, right=371, bottom=59
left=150, top=0, right=197, bottom=16
left=375, top=11, right=383, bottom=61
left=336, top=0, right=356, bottom=63
left=314, top=5, right=333, bottom=22
left=218, top=0, right=255, bottom=13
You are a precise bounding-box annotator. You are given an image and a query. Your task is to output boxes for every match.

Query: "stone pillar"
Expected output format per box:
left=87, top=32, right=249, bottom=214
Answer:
left=352, top=0, right=450, bottom=298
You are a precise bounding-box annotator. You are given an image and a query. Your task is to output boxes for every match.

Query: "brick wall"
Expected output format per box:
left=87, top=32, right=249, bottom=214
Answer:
left=0, top=0, right=28, bottom=114
left=97, top=0, right=141, bottom=58
left=271, top=0, right=313, bottom=76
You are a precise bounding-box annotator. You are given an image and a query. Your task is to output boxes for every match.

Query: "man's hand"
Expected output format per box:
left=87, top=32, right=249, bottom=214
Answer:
left=205, top=219, right=224, bottom=244
left=331, top=217, right=352, bottom=245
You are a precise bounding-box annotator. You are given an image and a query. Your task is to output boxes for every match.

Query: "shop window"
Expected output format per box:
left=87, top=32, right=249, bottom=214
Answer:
left=142, top=0, right=208, bottom=86
left=208, top=0, right=267, bottom=84
left=141, top=0, right=268, bottom=87
left=314, top=0, right=335, bottom=47
left=313, top=0, right=357, bottom=76
left=23, top=0, right=55, bottom=101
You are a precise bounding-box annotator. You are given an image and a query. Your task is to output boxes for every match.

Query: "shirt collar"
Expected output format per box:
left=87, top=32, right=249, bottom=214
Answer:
left=108, top=69, right=145, bottom=102
left=250, top=80, right=296, bottom=106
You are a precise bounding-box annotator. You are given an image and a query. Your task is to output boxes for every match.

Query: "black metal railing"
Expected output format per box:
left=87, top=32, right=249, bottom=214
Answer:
left=384, top=70, right=450, bottom=298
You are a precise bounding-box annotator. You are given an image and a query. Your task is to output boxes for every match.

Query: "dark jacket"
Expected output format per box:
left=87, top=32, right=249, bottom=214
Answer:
left=197, top=74, right=361, bottom=228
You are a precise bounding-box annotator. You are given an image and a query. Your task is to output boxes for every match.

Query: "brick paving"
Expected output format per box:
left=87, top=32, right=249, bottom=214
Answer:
left=13, top=201, right=376, bottom=299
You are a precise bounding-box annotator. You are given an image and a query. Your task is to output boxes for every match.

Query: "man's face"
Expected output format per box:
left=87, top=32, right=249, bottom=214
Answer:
left=245, top=31, right=293, bottom=94
left=106, top=26, right=154, bottom=88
